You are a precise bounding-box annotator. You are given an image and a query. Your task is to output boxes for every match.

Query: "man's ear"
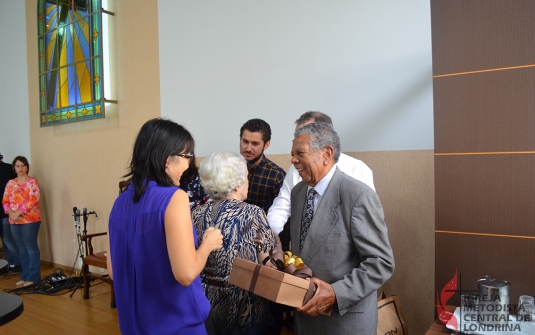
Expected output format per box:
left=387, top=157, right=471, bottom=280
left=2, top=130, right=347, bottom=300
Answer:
left=263, top=140, right=271, bottom=151
left=323, top=146, right=334, bottom=165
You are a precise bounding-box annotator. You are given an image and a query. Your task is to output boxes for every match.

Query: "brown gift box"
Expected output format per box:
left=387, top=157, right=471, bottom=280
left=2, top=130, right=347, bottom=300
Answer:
left=228, top=257, right=315, bottom=308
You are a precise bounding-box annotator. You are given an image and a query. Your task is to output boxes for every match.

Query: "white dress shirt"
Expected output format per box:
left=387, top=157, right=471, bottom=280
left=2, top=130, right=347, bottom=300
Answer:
left=267, top=153, right=375, bottom=233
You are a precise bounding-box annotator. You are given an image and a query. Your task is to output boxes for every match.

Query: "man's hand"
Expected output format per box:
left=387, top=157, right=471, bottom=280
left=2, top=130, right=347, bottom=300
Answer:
left=297, top=277, right=336, bottom=317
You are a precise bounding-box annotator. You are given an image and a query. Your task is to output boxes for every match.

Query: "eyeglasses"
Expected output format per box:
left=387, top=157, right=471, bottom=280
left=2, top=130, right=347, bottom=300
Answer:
left=174, top=153, right=194, bottom=163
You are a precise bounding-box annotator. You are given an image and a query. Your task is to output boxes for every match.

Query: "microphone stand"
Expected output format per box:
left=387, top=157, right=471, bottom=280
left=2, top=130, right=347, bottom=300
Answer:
left=74, top=209, right=83, bottom=259
left=83, top=208, right=89, bottom=257
left=70, top=208, right=98, bottom=299
left=69, top=208, right=86, bottom=298
left=79, top=208, right=98, bottom=259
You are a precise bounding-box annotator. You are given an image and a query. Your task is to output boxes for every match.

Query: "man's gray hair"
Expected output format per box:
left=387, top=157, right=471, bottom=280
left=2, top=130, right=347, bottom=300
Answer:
left=294, top=122, right=340, bottom=162
left=198, top=152, right=248, bottom=199
left=295, top=111, right=333, bottom=127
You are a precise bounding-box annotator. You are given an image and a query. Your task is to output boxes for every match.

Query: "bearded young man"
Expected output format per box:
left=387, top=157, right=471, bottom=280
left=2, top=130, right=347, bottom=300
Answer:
left=239, top=118, right=287, bottom=335
left=239, top=118, right=286, bottom=214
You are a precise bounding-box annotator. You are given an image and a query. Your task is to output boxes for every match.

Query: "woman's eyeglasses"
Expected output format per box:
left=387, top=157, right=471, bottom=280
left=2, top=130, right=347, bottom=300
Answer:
left=174, top=153, right=194, bottom=163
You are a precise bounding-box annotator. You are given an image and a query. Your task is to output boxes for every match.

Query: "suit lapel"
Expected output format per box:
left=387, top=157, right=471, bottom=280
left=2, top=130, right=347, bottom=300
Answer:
left=300, top=168, right=342, bottom=259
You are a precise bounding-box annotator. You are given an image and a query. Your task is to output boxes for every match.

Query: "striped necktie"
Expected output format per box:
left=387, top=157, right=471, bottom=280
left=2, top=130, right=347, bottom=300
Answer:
left=300, top=188, right=317, bottom=250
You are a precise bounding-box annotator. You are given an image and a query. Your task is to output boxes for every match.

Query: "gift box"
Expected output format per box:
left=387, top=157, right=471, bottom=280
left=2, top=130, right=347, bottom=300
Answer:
left=228, top=257, right=315, bottom=308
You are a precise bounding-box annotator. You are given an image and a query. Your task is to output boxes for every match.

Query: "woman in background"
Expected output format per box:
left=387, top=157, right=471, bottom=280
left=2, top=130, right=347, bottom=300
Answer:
left=192, top=152, right=278, bottom=335
left=2, top=156, right=41, bottom=287
left=179, top=154, right=210, bottom=210
left=107, top=118, right=223, bottom=335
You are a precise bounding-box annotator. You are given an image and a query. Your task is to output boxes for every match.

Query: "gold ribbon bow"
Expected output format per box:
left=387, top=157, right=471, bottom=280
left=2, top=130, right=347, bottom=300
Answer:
left=263, top=250, right=312, bottom=280
left=283, top=251, right=305, bottom=269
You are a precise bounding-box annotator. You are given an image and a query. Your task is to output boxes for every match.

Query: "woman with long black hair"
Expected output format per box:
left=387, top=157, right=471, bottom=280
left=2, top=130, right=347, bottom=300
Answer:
left=107, top=118, right=223, bottom=335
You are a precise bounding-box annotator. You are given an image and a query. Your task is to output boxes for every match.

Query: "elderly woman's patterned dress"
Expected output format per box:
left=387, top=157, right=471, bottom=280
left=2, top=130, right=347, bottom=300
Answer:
left=192, top=199, right=275, bottom=335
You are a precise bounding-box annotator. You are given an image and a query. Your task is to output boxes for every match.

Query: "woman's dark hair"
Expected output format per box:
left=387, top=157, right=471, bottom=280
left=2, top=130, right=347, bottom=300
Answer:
left=179, top=153, right=199, bottom=187
left=124, top=118, right=194, bottom=202
left=12, top=156, right=30, bottom=173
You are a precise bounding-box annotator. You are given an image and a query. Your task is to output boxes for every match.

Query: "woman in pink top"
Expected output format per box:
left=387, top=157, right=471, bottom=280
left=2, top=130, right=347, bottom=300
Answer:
left=2, top=156, right=41, bottom=287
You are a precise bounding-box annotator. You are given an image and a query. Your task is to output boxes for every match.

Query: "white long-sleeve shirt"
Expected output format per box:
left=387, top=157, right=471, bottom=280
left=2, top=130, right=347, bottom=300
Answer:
left=266, top=153, right=375, bottom=234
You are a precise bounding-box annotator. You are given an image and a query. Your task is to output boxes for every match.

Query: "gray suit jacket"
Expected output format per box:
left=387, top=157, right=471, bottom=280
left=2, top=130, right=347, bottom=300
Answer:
left=290, top=168, right=395, bottom=335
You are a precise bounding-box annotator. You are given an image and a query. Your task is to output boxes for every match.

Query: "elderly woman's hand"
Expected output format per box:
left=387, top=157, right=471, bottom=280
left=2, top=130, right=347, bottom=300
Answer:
left=202, top=227, right=223, bottom=251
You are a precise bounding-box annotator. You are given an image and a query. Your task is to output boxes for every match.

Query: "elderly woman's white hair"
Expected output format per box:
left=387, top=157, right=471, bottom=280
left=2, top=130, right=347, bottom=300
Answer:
left=199, top=152, right=248, bottom=199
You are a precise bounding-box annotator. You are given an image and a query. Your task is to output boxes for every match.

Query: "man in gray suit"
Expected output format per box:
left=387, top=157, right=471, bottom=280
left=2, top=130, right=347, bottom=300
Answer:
left=290, top=122, right=395, bottom=334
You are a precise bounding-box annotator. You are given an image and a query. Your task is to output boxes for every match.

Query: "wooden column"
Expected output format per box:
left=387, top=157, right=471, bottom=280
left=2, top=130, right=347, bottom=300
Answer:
left=432, top=0, right=535, bottom=308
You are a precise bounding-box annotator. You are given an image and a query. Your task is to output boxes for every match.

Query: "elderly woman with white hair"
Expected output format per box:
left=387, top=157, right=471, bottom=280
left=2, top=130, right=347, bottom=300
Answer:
left=192, top=152, right=278, bottom=335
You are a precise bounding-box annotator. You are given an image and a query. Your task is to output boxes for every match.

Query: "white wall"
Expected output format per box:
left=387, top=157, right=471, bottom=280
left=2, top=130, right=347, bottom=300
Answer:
left=0, top=0, right=31, bottom=162
left=158, top=1, right=433, bottom=156
left=0, top=1, right=434, bottom=161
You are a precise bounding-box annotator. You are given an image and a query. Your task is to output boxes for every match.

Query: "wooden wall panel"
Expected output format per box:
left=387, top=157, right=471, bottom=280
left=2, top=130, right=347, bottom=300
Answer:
left=353, top=150, right=435, bottom=335
left=432, top=0, right=535, bottom=323
left=431, top=0, right=535, bottom=75
left=435, top=233, right=535, bottom=309
left=435, top=154, right=535, bottom=235
left=434, top=68, right=535, bottom=153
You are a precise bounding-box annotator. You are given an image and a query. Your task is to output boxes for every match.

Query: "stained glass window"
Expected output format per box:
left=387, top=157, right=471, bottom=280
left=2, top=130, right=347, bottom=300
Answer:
left=37, top=0, right=115, bottom=127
